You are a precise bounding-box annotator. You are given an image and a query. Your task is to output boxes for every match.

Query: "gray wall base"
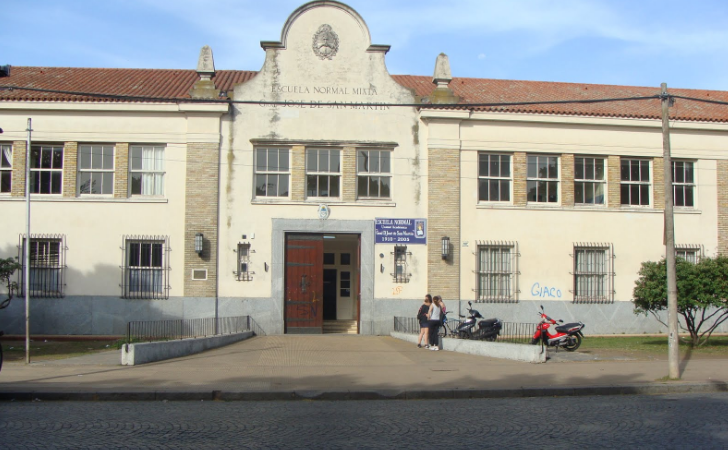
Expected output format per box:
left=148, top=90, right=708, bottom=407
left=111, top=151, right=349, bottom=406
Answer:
left=391, top=331, right=546, bottom=363
left=121, top=331, right=253, bottom=366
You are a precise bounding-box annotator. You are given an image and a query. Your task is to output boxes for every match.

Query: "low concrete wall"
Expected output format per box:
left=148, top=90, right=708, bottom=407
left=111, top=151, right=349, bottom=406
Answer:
left=391, top=332, right=546, bottom=364
left=121, top=331, right=254, bottom=366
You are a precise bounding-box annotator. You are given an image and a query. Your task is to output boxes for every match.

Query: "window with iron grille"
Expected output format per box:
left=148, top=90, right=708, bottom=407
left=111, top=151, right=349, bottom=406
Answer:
left=78, top=144, right=115, bottom=195
left=18, top=234, right=66, bottom=298
left=357, top=149, right=391, bottom=199
left=478, top=153, right=511, bottom=202
left=572, top=244, right=614, bottom=303
left=122, top=236, right=169, bottom=299
left=574, top=156, right=606, bottom=205
left=527, top=155, right=559, bottom=203
left=620, top=158, right=650, bottom=206
left=306, top=148, right=340, bottom=198
left=30, top=145, right=64, bottom=194
left=475, top=242, right=518, bottom=302
left=393, top=245, right=410, bottom=283
left=1, top=143, right=11, bottom=193
left=130, top=145, right=165, bottom=196
left=675, top=245, right=702, bottom=264
left=672, top=160, right=695, bottom=207
left=237, top=243, right=252, bottom=281
left=255, top=147, right=290, bottom=198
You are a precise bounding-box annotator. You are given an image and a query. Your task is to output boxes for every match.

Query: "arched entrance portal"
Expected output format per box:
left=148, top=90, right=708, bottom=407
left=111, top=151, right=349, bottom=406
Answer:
left=284, top=233, right=360, bottom=334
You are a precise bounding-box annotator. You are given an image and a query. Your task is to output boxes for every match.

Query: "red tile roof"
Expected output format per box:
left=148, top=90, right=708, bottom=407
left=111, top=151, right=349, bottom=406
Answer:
left=1, top=66, right=727, bottom=123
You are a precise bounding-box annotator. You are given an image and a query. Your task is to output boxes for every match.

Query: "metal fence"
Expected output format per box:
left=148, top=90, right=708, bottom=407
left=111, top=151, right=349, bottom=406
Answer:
left=393, top=316, right=536, bottom=345
left=126, top=315, right=263, bottom=343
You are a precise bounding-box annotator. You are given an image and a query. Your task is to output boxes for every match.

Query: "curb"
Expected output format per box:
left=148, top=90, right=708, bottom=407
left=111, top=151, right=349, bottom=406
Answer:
left=1, top=382, right=726, bottom=402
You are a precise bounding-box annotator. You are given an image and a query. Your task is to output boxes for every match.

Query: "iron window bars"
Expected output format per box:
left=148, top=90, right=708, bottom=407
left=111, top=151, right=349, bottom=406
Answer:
left=392, top=245, right=411, bottom=283
left=17, top=234, right=67, bottom=298
left=121, top=235, right=170, bottom=299
left=571, top=243, right=615, bottom=304
left=675, top=244, right=703, bottom=264
left=474, top=241, right=519, bottom=303
left=236, top=242, right=253, bottom=281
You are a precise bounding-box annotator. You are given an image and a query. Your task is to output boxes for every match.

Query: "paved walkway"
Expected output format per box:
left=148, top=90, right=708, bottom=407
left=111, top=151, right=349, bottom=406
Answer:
left=1, top=335, right=727, bottom=400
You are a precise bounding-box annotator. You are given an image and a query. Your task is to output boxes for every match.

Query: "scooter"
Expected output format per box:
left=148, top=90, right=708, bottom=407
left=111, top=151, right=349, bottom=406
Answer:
left=530, top=305, right=585, bottom=351
left=446, top=301, right=502, bottom=341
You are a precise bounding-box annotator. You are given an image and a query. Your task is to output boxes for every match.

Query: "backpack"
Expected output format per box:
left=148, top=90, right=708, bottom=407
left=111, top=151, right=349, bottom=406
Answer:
left=416, top=304, right=428, bottom=322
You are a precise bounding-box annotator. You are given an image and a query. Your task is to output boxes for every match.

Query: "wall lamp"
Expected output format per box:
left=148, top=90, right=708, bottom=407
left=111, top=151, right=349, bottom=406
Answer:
left=195, top=233, right=204, bottom=255
left=441, top=236, right=450, bottom=260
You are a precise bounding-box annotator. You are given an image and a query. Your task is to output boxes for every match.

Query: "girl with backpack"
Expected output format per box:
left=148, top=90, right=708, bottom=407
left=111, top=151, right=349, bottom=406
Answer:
left=416, top=295, right=432, bottom=348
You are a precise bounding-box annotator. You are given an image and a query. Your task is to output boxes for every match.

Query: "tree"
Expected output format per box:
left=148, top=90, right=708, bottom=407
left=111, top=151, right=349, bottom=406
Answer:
left=0, top=257, right=21, bottom=310
left=633, top=256, right=728, bottom=347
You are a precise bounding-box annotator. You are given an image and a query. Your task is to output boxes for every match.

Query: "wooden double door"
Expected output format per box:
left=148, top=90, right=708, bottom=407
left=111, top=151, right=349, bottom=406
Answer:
left=284, top=234, right=359, bottom=334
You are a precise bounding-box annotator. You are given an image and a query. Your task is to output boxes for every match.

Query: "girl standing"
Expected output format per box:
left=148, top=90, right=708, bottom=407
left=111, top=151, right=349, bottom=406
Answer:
left=416, top=295, right=432, bottom=348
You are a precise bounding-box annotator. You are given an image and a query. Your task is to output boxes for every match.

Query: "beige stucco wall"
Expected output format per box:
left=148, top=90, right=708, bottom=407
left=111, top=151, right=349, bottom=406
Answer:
left=217, top=3, right=427, bottom=301
left=0, top=103, right=226, bottom=297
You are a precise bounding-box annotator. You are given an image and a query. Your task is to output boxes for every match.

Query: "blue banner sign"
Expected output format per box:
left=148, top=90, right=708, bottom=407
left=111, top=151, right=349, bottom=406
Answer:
left=375, top=218, right=427, bottom=244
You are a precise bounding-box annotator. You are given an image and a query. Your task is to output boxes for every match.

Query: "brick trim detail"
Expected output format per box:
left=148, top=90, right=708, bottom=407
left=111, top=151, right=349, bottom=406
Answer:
left=342, top=146, right=357, bottom=202
left=561, top=153, right=575, bottom=207
left=114, top=143, right=129, bottom=198
left=428, top=147, right=460, bottom=300
left=718, top=160, right=728, bottom=255
left=653, top=157, right=665, bottom=211
left=11, top=141, right=26, bottom=197
left=607, top=155, right=621, bottom=208
left=62, top=142, right=78, bottom=198
left=184, top=143, right=220, bottom=297
left=290, top=145, right=305, bottom=202
left=512, top=152, right=527, bottom=207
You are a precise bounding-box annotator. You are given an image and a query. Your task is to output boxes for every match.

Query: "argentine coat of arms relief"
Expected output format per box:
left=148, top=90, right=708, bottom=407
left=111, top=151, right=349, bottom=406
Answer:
left=312, top=24, right=339, bottom=60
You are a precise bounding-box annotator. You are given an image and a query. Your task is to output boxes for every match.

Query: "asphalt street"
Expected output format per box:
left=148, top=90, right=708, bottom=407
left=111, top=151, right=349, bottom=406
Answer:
left=2, top=393, right=727, bottom=449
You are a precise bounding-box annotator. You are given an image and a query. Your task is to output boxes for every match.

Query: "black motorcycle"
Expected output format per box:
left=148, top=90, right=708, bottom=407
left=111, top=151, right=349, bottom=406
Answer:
left=440, top=301, right=502, bottom=341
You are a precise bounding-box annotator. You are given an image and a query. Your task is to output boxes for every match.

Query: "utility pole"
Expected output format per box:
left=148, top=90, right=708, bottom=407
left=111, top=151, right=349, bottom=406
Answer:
left=25, top=118, right=32, bottom=365
left=660, top=83, right=679, bottom=379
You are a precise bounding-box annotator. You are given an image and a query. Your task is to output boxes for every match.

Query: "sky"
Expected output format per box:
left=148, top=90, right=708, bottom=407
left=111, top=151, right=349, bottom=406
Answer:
left=4, top=0, right=728, bottom=91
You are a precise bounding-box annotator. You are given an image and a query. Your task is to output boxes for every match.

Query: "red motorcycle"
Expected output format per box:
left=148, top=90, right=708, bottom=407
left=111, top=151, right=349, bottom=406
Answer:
left=530, top=305, right=585, bottom=351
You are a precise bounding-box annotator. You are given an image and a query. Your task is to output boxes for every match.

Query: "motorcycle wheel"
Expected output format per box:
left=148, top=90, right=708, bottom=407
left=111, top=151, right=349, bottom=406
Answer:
left=484, top=335, right=497, bottom=342
left=563, top=334, right=582, bottom=352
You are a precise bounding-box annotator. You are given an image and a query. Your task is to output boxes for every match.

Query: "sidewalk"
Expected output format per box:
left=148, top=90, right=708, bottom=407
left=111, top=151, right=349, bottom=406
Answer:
left=1, top=335, right=727, bottom=401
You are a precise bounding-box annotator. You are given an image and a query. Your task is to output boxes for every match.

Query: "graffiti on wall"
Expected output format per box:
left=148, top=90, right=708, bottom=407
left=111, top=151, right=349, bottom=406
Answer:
left=531, top=282, right=562, bottom=298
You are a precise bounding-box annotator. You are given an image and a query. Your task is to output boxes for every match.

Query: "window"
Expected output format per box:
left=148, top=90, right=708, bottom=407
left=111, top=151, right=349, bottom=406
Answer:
left=1, top=143, right=11, bottom=193
left=527, top=155, right=559, bottom=203
left=306, top=148, right=340, bottom=198
left=122, top=236, right=169, bottom=299
left=672, top=160, right=695, bottom=207
left=574, top=157, right=606, bottom=205
left=476, top=242, right=518, bottom=302
left=620, top=158, right=650, bottom=206
left=478, top=153, right=511, bottom=202
left=675, top=245, right=701, bottom=264
left=255, top=147, right=289, bottom=197
left=237, top=243, right=252, bottom=281
left=573, top=244, right=614, bottom=303
left=340, top=271, right=351, bottom=297
left=357, top=149, right=391, bottom=199
left=130, top=145, right=165, bottom=196
left=393, top=245, right=410, bottom=283
left=78, top=144, right=114, bottom=195
left=18, top=234, right=66, bottom=298
left=30, top=145, right=63, bottom=194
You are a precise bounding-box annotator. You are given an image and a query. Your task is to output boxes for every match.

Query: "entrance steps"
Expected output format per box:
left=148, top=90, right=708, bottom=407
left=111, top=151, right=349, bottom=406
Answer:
left=322, top=320, right=358, bottom=334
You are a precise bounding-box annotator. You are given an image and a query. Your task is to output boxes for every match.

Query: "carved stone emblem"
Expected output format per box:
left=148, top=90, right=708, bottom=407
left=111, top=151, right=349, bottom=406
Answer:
left=312, top=24, right=339, bottom=60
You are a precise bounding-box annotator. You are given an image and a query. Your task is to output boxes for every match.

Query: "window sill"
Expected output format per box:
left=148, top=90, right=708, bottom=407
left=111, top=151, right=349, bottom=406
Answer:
left=252, top=199, right=396, bottom=207
left=0, top=196, right=168, bottom=203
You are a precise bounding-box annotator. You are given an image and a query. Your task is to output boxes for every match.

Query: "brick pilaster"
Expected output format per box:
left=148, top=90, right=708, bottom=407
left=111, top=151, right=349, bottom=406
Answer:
left=653, top=157, right=664, bottom=210
left=11, top=141, right=26, bottom=197
left=718, top=160, right=728, bottom=255
left=342, top=146, right=357, bottom=202
left=114, top=143, right=129, bottom=198
left=561, top=153, right=575, bottom=207
left=607, top=155, right=621, bottom=208
left=290, top=145, right=305, bottom=201
left=184, top=143, right=220, bottom=297
left=427, top=147, right=460, bottom=301
left=512, top=152, right=527, bottom=207
left=62, top=142, right=78, bottom=198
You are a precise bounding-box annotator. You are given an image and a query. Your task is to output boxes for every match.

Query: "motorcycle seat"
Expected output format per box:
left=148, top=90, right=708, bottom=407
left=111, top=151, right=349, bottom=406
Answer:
left=556, top=323, right=582, bottom=333
left=478, top=318, right=500, bottom=328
